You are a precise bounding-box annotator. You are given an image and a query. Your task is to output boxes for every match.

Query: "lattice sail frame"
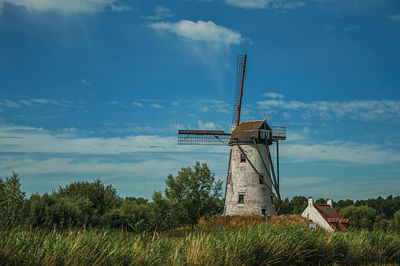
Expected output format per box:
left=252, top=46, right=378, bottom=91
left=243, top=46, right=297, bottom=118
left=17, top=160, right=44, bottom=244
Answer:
left=178, top=130, right=231, bottom=145
left=231, top=54, right=247, bottom=128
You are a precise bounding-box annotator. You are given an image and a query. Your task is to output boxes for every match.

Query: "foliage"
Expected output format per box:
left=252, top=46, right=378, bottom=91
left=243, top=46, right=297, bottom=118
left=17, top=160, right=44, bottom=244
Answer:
left=1, top=224, right=400, bottom=265
left=57, top=179, right=119, bottom=220
left=392, top=210, right=400, bottom=233
left=0, top=172, right=25, bottom=228
left=151, top=191, right=175, bottom=231
left=1, top=170, right=400, bottom=233
left=355, top=195, right=400, bottom=219
left=101, top=197, right=153, bottom=232
left=22, top=179, right=118, bottom=229
left=373, top=214, right=391, bottom=231
left=162, top=162, right=223, bottom=229
left=275, top=196, right=307, bottom=215
left=340, top=205, right=376, bottom=230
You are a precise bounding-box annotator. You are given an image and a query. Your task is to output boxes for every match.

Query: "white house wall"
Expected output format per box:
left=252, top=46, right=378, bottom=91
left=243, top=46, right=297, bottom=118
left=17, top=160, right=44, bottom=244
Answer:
left=301, top=204, right=333, bottom=231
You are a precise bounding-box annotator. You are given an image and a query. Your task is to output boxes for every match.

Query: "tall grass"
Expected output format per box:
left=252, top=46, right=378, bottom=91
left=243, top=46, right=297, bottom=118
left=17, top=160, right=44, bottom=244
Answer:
left=1, top=224, right=399, bottom=265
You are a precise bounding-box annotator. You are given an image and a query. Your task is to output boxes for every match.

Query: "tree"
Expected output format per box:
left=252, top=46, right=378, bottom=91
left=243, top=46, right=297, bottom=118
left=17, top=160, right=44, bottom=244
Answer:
left=276, top=198, right=291, bottom=214
left=163, top=162, right=223, bottom=230
left=334, top=199, right=354, bottom=213
left=391, top=210, right=400, bottom=233
left=373, top=214, right=390, bottom=231
left=339, top=205, right=376, bottom=230
left=0, top=172, right=25, bottom=228
left=101, top=197, right=153, bottom=232
left=291, top=196, right=308, bottom=214
left=57, top=179, right=119, bottom=225
left=315, top=198, right=326, bottom=204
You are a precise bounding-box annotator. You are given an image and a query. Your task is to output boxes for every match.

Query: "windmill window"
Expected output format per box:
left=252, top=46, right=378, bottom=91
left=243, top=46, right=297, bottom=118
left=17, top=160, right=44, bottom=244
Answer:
left=259, top=175, right=264, bottom=184
left=227, top=173, right=232, bottom=184
left=262, top=208, right=266, bottom=215
left=270, top=195, right=274, bottom=203
left=240, top=153, right=246, bottom=162
left=238, top=194, right=244, bottom=204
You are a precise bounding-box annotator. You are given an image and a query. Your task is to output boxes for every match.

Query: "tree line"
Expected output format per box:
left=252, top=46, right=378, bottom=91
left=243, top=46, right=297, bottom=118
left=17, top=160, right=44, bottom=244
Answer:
left=0, top=162, right=223, bottom=232
left=0, top=162, right=399, bottom=232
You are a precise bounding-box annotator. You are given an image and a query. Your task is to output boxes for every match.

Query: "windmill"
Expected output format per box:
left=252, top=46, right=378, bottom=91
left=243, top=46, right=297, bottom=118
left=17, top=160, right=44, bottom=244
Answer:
left=178, top=54, right=286, bottom=216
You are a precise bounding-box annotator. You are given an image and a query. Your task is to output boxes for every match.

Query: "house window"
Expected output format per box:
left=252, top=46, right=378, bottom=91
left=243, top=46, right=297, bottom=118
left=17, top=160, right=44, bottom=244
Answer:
left=240, top=153, right=246, bottom=162
left=238, top=194, right=244, bottom=204
left=262, top=208, right=266, bottom=215
left=259, top=175, right=264, bottom=184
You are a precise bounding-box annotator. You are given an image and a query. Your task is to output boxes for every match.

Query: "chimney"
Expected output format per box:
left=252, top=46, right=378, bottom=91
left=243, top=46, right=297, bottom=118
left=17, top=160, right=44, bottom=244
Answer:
left=308, top=197, right=313, bottom=207
left=327, top=199, right=333, bottom=207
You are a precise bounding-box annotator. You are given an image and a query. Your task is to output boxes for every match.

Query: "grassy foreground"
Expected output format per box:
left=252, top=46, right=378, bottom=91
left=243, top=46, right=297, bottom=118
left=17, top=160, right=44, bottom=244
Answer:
left=1, top=224, right=400, bottom=265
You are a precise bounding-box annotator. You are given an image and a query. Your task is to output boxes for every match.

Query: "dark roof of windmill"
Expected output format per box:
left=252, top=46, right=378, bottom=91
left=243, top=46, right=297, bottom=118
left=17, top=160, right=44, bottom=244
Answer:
left=229, top=120, right=272, bottom=144
left=314, top=204, right=350, bottom=231
left=234, top=120, right=271, bottom=131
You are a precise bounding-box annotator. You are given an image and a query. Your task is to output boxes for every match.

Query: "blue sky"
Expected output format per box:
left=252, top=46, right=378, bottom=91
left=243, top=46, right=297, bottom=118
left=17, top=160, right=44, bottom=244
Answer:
left=0, top=0, right=399, bottom=200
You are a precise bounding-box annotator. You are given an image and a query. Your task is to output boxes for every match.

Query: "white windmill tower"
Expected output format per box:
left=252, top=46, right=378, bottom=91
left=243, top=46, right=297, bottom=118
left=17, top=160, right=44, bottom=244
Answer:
left=178, top=54, right=286, bottom=216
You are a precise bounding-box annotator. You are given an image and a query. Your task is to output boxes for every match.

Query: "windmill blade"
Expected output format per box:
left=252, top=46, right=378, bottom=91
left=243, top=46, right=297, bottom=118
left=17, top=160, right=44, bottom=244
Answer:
left=231, top=54, right=247, bottom=128
left=178, top=130, right=231, bottom=145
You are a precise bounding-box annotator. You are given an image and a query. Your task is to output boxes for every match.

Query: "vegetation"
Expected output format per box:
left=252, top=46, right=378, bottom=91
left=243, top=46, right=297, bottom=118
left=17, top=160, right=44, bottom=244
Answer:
left=0, top=166, right=400, bottom=232
left=1, top=163, right=400, bottom=264
left=0, top=162, right=224, bottom=232
left=1, top=224, right=400, bottom=265
left=164, top=162, right=223, bottom=229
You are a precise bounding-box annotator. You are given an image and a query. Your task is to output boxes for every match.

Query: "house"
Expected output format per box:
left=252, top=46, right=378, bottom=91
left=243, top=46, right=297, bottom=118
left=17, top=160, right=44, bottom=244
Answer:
left=301, top=197, right=350, bottom=231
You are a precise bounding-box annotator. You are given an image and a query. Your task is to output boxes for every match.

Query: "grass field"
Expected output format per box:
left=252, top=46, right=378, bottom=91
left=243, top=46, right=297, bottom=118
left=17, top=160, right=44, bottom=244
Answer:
left=1, top=222, right=400, bottom=265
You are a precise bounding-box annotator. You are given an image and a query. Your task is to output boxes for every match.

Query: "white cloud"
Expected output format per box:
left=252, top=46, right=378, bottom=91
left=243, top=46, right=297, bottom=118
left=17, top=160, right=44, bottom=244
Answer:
left=150, top=103, right=163, bottom=109
left=282, top=141, right=400, bottom=165
left=197, top=120, right=221, bottom=130
left=263, top=92, right=284, bottom=99
left=225, top=0, right=305, bottom=9
left=0, top=124, right=227, bottom=155
left=61, top=127, right=79, bottom=133
left=31, top=98, right=58, bottom=104
left=0, top=0, right=121, bottom=14
left=199, top=99, right=230, bottom=114
left=80, top=79, right=91, bottom=86
left=343, top=25, right=360, bottom=32
left=142, top=5, right=174, bottom=20
left=0, top=100, right=21, bottom=108
left=19, top=100, right=32, bottom=106
left=257, top=99, right=400, bottom=121
left=148, top=20, right=244, bottom=46
left=131, top=101, right=143, bottom=107
left=110, top=4, right=131, bottom=12
left=389, top=14, right=400, bottom=22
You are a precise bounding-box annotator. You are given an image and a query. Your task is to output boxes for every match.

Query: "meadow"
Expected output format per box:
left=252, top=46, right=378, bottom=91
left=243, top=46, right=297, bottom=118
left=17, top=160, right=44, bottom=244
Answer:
left=1, top=222, right=400, bottom=265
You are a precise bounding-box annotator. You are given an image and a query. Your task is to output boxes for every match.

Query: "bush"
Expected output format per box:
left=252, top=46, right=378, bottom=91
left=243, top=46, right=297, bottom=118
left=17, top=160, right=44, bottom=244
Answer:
left=340, top=205, right=376, bottom=230
left=0, top=172, right=25, bottom=228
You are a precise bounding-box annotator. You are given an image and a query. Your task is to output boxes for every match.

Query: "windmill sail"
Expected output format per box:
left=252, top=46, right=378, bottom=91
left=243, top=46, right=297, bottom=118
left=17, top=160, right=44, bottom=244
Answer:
left=178, top=130, right=231, bottom=145
left=231, top=54, right=247, bottom=128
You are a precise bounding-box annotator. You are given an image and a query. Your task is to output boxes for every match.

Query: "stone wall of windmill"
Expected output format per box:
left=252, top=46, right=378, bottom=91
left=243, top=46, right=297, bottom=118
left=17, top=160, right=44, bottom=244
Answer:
left=224, top=143, right=276, bottom=216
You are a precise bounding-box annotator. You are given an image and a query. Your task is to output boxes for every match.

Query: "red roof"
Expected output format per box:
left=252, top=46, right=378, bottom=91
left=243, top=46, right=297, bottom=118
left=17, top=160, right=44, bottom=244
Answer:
left=314, top=204, right=350, bottom=231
